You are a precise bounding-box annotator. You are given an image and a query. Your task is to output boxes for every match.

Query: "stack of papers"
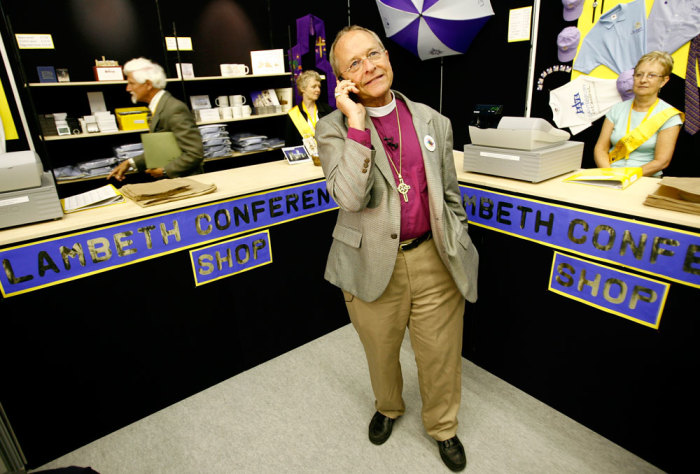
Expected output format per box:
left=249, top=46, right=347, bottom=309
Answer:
left=61, top=184, right=125, bottom=213
left=120, top=178, right=216, bottom=207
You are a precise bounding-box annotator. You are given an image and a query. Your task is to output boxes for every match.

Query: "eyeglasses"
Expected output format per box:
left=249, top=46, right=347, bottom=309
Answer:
left=633, top=72, right=665, bottom=80
left=343, top=50, right=386, bottom=75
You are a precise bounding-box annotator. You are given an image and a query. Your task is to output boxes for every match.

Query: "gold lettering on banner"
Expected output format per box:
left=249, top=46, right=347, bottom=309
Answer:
left=630, top=287, right=657, bottom=310
left=592, top=225, right=616, bottom=251
left=88, top=237, right=112, bottom=263
left=198, top=255, right=214, bottom=275
left=650, top=237, right=679, bottom=264
left=215, top=209, right=231, bottom=230
left=568, top=219, right=588, bottom=244
left=114, top=231, right=136, bottom=257
left=216, top=249, right=233, bottom=270
left=235, top=244, right=250, bottom=264
left=555, top=263, right=575, bottom=287
left=620, top=230, right=647, bottom=260
left=2, top=259, right=33, bottom=284
left=37, top=251, right=59, bottom=277
left=577, top=268, right=601, bottom=296
left=160, top=220, right=181, bottom=245
left=137, top=225, right=156, bottom=249
left=60, top=244, right=86, bottom=270
left=603, top=279, right=627, bottom=304
left=684, top=245, right=700, bottom=275
left=196, top=214, right=212, bottom=235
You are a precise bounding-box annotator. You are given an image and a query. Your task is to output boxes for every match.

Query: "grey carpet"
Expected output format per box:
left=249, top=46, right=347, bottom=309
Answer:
left=34, top=324, right=661, bottom=473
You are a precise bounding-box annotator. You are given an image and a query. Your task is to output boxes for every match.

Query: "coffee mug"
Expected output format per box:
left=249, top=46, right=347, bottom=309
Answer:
left=215, top=95, right=229, bottom=107
left=242, top=105, right=252, bottom=117
left=220, top=106, right=233, bottom=120
left=220, top=64, right=235, bottom=76
left=232, top=105, right=243, bottom=118
left=229, top=94, right=246, bottom=106
left=232, top=64, right=249, bottom=76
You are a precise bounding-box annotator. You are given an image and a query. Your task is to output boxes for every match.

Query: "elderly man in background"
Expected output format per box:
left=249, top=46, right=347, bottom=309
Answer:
left=316, top=25, right=479, bottom=472
left=108, top=57, right=203, bottom=181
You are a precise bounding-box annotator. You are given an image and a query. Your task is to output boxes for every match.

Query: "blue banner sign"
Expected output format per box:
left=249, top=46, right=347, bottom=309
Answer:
left=1, top=180, right=336, bottom=297
left=190, top=230, right=272, bottom=286
left=549, top=252, right=669, bottom=329
left=460, top=186, right=700, bottom=288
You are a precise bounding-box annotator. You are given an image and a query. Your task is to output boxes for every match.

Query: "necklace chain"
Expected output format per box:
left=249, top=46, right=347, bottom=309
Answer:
left=385, top=106, right=411, bottom=202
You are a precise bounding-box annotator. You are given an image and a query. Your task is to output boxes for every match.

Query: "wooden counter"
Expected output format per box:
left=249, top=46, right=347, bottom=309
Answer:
left=0, top=160, right=326, bottom=246
left=453, top=151, right=700, bottom=230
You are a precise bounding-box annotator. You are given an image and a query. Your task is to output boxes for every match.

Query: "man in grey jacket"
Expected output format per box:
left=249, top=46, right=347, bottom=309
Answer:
left=108, top=58, right=203, bottom=181
left=316, top=25, right=479, bottom=472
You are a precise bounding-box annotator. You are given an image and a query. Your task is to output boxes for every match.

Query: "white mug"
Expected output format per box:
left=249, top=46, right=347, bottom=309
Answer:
left=232, top=64, right=249, bottom=76
left=242, top=105, right=252, bottom=117
left=215, top=95, right=229, bottom=107
left=220, top=106, right=233, bottom=120
left=230, top=94, right=246, bottom=106
left=232, top=105, right=243, bottom=118
left=220, top=64, right=235, bottom=76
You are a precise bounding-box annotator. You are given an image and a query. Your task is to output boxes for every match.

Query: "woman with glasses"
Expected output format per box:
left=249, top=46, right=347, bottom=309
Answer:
left=594, top=51, right=684, bottom=176
left=284, top=70, right=333, bottom=149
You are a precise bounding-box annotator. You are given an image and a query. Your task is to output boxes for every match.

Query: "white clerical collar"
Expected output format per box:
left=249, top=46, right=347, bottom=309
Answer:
left=365, top=92, right=396, bottom=118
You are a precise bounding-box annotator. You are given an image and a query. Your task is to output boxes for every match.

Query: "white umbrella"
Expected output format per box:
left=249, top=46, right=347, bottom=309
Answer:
left=376, top=0, right=494, bottom=60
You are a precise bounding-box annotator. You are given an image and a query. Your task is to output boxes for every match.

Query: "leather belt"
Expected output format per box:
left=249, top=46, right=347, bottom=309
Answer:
left=400, top=231, right=432, bottom=252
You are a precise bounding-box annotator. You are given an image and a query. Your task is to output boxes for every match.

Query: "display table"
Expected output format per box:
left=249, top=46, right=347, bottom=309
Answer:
left=453, top=151, right=699, bottom=473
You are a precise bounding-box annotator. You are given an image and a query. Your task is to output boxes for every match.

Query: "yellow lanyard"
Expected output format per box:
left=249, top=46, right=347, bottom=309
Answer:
left=302, top=102, right=317, bottom=129
left=626, top=98, right=658, bottom=135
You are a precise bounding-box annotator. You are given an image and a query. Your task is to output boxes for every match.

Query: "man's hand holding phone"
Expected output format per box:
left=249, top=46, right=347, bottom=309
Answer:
left=334, top=79, right=366, bottom=130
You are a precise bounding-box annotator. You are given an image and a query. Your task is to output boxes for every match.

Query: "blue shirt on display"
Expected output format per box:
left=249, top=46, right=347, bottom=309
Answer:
left=574, top=0, right=646, bottom=75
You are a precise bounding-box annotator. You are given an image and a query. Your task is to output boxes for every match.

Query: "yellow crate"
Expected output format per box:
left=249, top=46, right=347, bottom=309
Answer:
left=115, top=107, right=150, bottom=131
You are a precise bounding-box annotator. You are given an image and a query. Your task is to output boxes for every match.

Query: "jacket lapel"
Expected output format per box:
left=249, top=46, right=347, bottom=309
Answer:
left=149, top=91, right=168, bottom=133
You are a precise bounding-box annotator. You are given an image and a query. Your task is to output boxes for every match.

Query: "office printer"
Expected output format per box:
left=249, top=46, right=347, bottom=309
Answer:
left=464, top=116, right=583, bottom=183
left=0, top=150, right=63, bottom=230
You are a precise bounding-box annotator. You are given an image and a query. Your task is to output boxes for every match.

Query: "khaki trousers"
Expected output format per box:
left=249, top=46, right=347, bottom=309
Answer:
left=343, top=237, right=465, bottom=441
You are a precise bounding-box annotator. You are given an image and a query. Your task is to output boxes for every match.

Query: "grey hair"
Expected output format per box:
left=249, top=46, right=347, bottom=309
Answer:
left=329, top=25, right=386, bottom=78
left=123, top=57, right=167, bottom=89
left=296, top=70, right=322, bottom=94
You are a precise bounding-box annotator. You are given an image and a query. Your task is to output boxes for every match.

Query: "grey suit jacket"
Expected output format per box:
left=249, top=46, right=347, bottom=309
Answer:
left=316, top=91, right=478, bottom=303
left=134, top=91, right=204, bottom=177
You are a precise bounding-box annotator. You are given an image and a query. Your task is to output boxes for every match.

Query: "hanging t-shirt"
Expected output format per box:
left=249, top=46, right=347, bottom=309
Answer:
left=573, top=0, right=646, bottom=75
left=606, top=99, right=683, bottom=175
left=647, top=0, right=700, bottom=55
left=549, top=76, right=622, bottom=133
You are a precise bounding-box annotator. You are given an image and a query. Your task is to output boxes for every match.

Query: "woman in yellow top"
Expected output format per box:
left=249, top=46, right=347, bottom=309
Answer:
left=594, top=51, right=684, bottom=177
left=284, top=70, right=333, bottom=147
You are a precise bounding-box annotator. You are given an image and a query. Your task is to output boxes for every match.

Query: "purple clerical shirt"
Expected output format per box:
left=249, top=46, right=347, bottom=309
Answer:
left=346, top=99, right=431, bottom=241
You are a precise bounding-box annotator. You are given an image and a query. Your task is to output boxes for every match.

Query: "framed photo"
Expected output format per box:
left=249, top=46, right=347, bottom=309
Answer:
left=250, top=49, right=285, bottom=75
left=189, top=95, right=212, bottom=110
left=282, top=145, right=312, bottom=165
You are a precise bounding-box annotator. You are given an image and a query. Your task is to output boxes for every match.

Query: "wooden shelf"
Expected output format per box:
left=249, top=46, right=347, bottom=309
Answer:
left=54, top=146, right=284, bottom=184
left=28, top=72, right=291, bottom=87
left=42, top=112, right=287, bottom=141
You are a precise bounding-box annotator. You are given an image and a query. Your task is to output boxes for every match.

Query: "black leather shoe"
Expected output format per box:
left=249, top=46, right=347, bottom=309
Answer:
left=437, top=436, right=467, bottom=472
left=368, top=411, right=395, bottom=445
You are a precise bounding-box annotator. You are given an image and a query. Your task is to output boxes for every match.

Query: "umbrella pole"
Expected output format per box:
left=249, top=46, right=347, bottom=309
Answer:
left=439, top=57, right=443, bottom=114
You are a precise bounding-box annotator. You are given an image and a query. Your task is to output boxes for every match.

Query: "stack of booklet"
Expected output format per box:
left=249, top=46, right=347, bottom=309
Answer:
left=61, top=184, right=125, bottom=213
left=120, top=178, right=216, bottom=207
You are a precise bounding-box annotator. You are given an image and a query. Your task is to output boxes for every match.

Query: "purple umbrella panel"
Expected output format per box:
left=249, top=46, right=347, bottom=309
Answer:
left=376, top=0, right=494, bottom=60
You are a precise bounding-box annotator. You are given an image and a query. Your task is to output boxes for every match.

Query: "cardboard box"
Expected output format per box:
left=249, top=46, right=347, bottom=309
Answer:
left=115, top=107, right=150, bottom=131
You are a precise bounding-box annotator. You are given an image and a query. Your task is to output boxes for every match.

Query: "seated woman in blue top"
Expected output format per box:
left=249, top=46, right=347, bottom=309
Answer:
left=594, top=51, right=684, bottom=177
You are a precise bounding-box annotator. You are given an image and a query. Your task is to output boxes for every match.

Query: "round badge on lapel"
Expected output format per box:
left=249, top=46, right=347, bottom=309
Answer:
left=424, top=135, right=436, bottom=152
